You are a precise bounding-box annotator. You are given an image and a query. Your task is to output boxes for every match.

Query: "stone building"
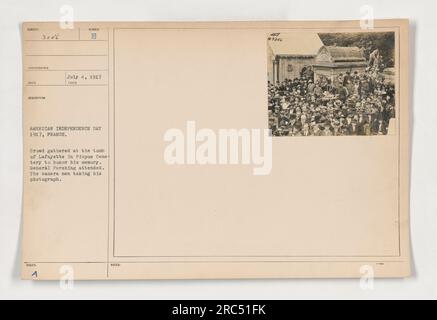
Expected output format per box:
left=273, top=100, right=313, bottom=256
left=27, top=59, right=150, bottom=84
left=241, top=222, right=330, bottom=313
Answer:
left=313, top=46, right=367, bottom=84
left=267, top=33, right=323, bottom=83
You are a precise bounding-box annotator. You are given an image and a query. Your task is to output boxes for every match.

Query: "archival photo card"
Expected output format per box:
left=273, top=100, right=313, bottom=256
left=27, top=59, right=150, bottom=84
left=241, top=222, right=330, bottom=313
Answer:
left=21, top=20, right=410, bottom=280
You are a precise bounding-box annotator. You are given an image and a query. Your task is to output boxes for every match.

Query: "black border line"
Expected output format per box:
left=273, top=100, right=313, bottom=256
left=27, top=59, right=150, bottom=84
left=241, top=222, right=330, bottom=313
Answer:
left=106, top=28, right=111, bottom=277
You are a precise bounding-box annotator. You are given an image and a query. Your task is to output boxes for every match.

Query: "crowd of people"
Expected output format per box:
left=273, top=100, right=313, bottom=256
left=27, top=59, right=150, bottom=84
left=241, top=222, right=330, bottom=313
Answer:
left=268, top=64, right=395, bottom=136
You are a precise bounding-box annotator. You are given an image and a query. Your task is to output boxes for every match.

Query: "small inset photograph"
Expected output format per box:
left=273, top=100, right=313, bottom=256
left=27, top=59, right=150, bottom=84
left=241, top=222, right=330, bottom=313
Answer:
left=267, top=32, right=396, bottom=136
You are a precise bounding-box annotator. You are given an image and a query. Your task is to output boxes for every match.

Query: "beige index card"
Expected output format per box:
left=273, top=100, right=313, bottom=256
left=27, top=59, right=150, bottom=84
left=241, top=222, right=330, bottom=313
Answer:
left=22, top=20, right=410, bottom=280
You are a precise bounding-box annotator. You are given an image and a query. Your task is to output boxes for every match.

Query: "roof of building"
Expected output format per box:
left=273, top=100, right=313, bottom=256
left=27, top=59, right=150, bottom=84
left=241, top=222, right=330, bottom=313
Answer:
left=267, top=33, right=323, bottom=57
left=319, top=46, right=366, bottom=62
left=313, top=45, right=368, bottom=68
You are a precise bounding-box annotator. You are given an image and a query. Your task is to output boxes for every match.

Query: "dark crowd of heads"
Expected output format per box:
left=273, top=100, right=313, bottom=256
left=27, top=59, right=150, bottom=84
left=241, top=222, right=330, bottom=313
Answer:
left=268, top=66, right=395, bottom=136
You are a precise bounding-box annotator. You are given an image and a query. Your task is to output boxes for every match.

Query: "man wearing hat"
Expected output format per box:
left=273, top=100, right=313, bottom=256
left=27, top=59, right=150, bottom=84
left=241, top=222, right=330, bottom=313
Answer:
left=301, top=123, right=311, bottom=136
left=372, top=118, right=387, bottom=135
left=322, top=123, right=333, bottom=136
